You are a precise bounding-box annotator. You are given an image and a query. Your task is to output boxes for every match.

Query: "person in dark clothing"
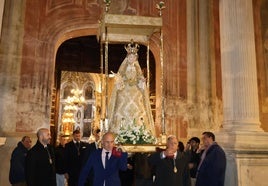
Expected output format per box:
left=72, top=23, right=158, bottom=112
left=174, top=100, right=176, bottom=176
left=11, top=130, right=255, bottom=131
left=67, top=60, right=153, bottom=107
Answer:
left=178, top=141, right=185, bottom=152
left=25, top=128, right=56, bottom=186
left=65, top=129, right=89, bottom=186
left=83, top=128, right=101, bottom=186
left=55, top=135, right=68, bottom=186
left=9, top=136, right=32, bottom=186
left=119, top=154, right=135, bottom=186
left=78, top=132, right=128, bottom=186
left=134, top=153, right=153, bottom=186
left=148, top=135, right=191, bottom=186
left=196, top=131, right=226, bottom=186
left=187, top=137, right=201, bottom=186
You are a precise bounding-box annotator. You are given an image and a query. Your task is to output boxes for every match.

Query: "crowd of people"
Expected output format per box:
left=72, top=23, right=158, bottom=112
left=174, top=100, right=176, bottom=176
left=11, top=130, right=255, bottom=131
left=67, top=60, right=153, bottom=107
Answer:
left=9, top=129, right=226, bottom=186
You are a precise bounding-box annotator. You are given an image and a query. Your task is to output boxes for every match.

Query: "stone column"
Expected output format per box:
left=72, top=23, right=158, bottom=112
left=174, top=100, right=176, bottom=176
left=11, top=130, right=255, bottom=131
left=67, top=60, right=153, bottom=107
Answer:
left=220, top=0, right=261, bottom=132
left=187, top=0, right=197, bottom=102
left=187, top=0, right=197, bottom=127
left=198, top=1, right=210, bottom=100
left=219, top=1, right=268, bottom=185
left=188, top=0, right=213, bottom=134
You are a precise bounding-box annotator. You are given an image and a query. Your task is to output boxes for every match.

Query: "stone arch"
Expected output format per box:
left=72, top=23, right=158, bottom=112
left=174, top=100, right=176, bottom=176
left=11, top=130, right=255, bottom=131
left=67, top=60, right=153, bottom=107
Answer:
left=83, top=81, right=95, bottom=100
left=23, top=2, right=164, bottom=134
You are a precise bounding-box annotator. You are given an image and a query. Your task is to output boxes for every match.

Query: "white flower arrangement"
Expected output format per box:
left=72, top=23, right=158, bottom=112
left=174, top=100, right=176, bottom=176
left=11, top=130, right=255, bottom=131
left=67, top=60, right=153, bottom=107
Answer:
left=115, top=120, right=156, bottom=145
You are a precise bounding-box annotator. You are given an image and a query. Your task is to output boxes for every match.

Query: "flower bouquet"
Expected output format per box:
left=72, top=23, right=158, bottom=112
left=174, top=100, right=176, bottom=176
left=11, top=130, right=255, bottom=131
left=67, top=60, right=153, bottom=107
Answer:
left=115, top=120, right=156, bottom=145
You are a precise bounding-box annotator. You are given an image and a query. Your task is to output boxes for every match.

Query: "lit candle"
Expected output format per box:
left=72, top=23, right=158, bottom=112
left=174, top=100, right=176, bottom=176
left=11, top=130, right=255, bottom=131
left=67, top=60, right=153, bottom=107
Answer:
left=100, top=120, right=103, bottom=132
left=105, top=119, right=108, bottom=131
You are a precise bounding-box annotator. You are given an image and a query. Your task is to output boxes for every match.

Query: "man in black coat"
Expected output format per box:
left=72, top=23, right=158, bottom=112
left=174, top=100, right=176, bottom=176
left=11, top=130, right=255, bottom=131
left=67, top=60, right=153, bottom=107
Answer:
left=55, top=135, right=68, bottom=186
left=65, top=129, right=89, bottom=186
left=148, top=135, right=191, bottom=186
left=195, top=131, right=226, bottom=186
left=187, top=137, right=201, bottom=186
left=25, top=128, right=56, bottom=186
left=9, top=136, right=32, bottom=186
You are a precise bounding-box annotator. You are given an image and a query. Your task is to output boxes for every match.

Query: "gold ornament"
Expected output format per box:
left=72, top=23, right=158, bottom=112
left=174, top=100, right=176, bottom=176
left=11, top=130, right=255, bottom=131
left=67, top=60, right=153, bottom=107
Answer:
left=174, top=166, right=177, bottom=173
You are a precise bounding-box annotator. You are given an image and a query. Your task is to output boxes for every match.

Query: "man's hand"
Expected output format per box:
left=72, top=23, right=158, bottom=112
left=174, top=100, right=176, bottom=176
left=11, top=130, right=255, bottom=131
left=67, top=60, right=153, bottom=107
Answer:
left=164, top=148, right=176, bottom=158
left=64, top=173, right=69, bottom=180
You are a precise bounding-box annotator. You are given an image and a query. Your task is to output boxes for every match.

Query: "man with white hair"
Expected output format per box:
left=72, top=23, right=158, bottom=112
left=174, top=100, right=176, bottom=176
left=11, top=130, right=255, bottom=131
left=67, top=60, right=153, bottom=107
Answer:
left=148, top=135, right=191, bottom=186
left=25, top=128, right=56, bottom=186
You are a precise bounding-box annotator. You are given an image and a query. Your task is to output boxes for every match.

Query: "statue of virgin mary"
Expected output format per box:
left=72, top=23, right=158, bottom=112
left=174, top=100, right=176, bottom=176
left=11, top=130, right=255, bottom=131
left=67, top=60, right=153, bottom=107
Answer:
left=107, top=42, right=155, bottom=136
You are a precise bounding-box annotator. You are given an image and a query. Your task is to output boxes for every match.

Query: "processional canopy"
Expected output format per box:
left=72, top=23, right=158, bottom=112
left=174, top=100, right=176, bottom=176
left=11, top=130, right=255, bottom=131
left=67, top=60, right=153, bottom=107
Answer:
left=98, top=13, right=162, bottom=43
left=98, top=1, right=167, bottom=151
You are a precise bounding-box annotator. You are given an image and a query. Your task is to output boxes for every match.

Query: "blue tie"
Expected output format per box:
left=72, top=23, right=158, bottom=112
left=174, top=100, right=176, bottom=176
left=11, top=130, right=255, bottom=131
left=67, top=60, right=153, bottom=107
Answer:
left=105, top=152, right=109, bottom=169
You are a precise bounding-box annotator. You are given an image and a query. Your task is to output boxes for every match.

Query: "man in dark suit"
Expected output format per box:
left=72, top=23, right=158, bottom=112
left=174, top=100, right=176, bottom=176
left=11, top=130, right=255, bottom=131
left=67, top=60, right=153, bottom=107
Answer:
left=195, top=131, right=226, bottom=186
left=55, top=135, right=68, bottom=186
left=9, top=136, right=32, bottom=186
left=83, top=128, right=101, bottom=186
left=148, top=135, right=191, bottom=186
left=25, top=128, right=56, bottom=186
left=86, top=128, right=101, bottom=155
left=65, top=129, right=89, bottom=186
left=78, top=132, right=128, bottom=186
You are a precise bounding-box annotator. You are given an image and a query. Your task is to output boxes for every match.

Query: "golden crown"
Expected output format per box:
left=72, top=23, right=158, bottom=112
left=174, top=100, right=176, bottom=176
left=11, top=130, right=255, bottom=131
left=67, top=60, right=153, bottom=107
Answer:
left=125, top=41, right=139, bottom=55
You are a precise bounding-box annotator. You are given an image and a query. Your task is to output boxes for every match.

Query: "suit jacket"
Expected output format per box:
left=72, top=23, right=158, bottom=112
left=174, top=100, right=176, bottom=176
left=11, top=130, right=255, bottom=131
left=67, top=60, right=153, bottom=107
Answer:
left=148, top=150, right=191, bottom=186
left=83, top=142, right=99, bottom=186
left=25, top=141, right=56, bottom=186
left=195, top=143, right=226, bottom=186
left=65, top=140, right=89, bottom=186
left=189, top=149, right=202, bottom=178
left=78, top=148, right=128, bottom=186
left=82, top=142, right=98, bottom=165
left=55, top=144, right=66, bottom=174
left=9, top=141, right=29, bottom=184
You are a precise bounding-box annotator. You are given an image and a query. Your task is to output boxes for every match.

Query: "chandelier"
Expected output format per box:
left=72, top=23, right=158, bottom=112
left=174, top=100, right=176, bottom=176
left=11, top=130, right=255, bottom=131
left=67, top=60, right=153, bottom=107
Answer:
left=60, top=89, right=85, bottom=136
left=61, top=110, right=75, bottom=136
left=66, top=89, right=85, bottom=106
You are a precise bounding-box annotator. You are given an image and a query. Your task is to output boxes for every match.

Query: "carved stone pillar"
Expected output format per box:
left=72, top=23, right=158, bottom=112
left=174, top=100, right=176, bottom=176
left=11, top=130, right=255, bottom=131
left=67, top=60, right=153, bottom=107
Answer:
left=186, top=0, right=199, bottom=136
left=220, top=0, right=261, bottom=132
left=198, top=1, right=210, bottom=100
left=186, top=0, right=197, bottom=119
left=220, top=1, right=268, bottom=185
left=187, top=0, right=214, bottom=135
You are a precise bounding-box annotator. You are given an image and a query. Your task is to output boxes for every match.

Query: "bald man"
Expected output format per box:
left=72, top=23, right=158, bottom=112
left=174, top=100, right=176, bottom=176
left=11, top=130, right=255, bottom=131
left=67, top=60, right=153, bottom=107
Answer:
left=78, top=132, right=128, bottom=186
left=25, top=128, right=56, bottom=186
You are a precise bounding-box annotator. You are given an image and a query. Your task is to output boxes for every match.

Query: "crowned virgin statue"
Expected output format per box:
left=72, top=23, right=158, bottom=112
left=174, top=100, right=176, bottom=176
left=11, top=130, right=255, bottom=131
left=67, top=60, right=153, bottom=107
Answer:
left=108, top=42, right=155, bottom=136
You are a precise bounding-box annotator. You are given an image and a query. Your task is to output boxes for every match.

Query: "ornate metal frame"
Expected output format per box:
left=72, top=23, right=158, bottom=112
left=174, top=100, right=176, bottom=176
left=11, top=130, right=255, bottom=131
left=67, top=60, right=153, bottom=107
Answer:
left=98, top=1, right=165, bottom=134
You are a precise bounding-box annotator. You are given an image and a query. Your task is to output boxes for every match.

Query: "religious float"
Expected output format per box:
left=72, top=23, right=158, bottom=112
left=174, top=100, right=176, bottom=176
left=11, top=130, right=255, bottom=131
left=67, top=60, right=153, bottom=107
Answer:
left=98, top=1, right=167, bottom=152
